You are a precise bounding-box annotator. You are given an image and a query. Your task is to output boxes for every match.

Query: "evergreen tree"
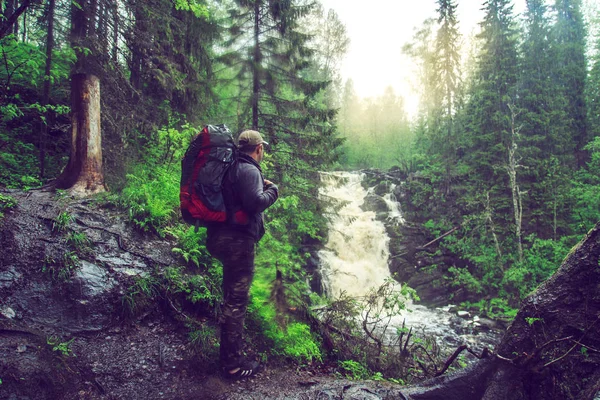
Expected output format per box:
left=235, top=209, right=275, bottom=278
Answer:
left=402, top=18, right=437, bottom=154
left=519, top=0, right=571, bottom=238
left=463, top=0, right=519, bottom=194
left=552, top=0, right=588, bottom=167
left=219, top=0, right=341, bottom=189
left=433, top=0, right=461, bottom=193
left=460, top=0, right=520, bottom=260
left=586, top=11, right=600, bottom=142
left=304, top=4, right=349, bottom=110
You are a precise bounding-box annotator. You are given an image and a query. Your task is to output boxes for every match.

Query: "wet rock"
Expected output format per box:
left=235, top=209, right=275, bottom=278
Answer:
left=72, top=260, right=116, bottom=298
left=0, top=189, right=179, bottom=336
left=0, top=268, right=22, bottom=289
left=1, top=306, right=16, bottom=319
left=372, top=181, right=391, bottom=196
left=360, top=193, right=389, bottom=214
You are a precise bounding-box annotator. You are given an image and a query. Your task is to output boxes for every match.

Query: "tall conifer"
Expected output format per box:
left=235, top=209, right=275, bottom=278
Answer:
left=463, top=0, right=519, bottom=192
left=433, top=0, right=461, bottom=193
left=552, top=0, right=588, bottom=167
left=519, top=0, right=571, bottom=237
left=221, top=0, right=340, bottom=187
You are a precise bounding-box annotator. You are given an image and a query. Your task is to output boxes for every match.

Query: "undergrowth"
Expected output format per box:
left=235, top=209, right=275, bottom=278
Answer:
left=0, top=194, right=17, bottom=218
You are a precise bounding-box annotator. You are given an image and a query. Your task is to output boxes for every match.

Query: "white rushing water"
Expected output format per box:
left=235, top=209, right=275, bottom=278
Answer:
left=317, top=171, right=500, bottom=351
left=318, top=171, right=391, bottom=298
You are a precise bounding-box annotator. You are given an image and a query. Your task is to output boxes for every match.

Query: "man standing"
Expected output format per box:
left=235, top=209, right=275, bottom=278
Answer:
left=206, top=130, right=279, bottom=379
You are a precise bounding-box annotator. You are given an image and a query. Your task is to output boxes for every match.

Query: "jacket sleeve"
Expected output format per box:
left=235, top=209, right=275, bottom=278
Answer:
left=237, top=165, right=279, bottom=214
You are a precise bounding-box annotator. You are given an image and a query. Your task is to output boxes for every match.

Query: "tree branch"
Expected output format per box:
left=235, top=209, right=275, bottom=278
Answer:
left=0, top=0, right=33, bottom=39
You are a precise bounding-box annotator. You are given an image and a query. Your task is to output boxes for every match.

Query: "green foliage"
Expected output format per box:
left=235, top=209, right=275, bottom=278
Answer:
left=245, top=224, right=323, bottom=362
left=52, top=211, right=73, bottom=233
left=173, top=0, right=209, bottom=18
left=163, top=266, right=222, bottom=309
left=339, top=359, right=370, bottom=380
left=525, top=317, right=543, bottom=326
left=0, top=36, right=75, bottom=91
left=502, top=235, right=575, bottom=299
left=119, top=164, right=180, bottom=235
left=168, top=225, right=213, bottom=268
left=248, top=250, right=322, bottom=362
left=116, top=120, right=196, bottom=235
left=447, top=266, right=483, bottom=295
left=66, top=231, right=92, bottom=254
left=265, top=322, right=322, bottom=362
left=47, top=336, right=75, bottom=357
left=570, top=137, right=600, bottom=233
left=461, top=298, right=517, bottom=320
left=188, top=324, right=219, bottom=362
left=42, top=251, right=80, bottom=282
left=0, top=35, right=75, bottom=187
left=0, top=194, right=17, bottom=218
left=0, top=139, right=41, bottom=188
left=122, top=275, right=160, bottom=315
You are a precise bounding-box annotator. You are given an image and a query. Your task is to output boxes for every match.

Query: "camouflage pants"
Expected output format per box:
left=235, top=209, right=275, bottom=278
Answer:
left=206, top=228, right=255, bottom=368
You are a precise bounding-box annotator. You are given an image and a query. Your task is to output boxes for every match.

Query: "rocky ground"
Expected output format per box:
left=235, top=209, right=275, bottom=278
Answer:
left=1, top=307, right=367, bottom=400
left=0, top=188, right=426, bottom=400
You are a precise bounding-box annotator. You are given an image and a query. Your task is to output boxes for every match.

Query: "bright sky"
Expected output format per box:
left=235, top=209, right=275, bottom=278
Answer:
left=320, top=0, right=528, bottom=116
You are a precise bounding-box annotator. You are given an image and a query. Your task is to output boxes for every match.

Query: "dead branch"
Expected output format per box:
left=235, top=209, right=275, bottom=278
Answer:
left=435, top=345, right=492, bottom=377
left=416, top=226, right=460, bottom=251
left=435, top=345, right=468, bottom=376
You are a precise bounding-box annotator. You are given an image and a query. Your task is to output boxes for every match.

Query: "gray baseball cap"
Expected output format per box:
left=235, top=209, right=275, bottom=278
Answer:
left=237, top=130, right=269, bottom=147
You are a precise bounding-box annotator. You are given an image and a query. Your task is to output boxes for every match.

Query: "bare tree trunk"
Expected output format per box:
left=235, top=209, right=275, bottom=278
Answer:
left=39, top=0, right=55, bottom=180
left=507, top=103, right=523, bottom=262
left=97, top=0, right=107, bottom=55
left=484, top=191, right=503, bottom=262
left=20, top=5, right=25, bottom=41
left=130, top=1, right=143, bottom=90
left=0, top=0, right=32, bottom=39
left=54, top=74, right=105, bottom=195
left=111, top=2, right=119, bottom=62
left=252, top=0, right=260, bottom=130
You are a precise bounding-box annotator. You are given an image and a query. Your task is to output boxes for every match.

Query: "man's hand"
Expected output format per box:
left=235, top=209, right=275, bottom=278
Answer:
left=264, top=179, right=274, bottom=187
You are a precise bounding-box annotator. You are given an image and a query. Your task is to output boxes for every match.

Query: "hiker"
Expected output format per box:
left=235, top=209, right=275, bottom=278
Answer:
left=206, top=129, right=279, bottom=379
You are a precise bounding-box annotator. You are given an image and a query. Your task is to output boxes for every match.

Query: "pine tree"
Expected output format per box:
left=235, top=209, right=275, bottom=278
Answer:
left=219, top=0, right=340, bottom=188
left=552, top=0, right=588, bottom=167
left=464, top=0, right=519, bottom=187
left=54, top=0, right=105, bottom=194
left=461, top=0, right=520, bottom=258
left=305, top=5, right=349, bottom=110
left=433, top=0, right=461, bottom=194
left=519, top=0, right=571, bottom=238
left=402, top=18, right=437, bottom=154
left=585, top=10, right=600, bottom=142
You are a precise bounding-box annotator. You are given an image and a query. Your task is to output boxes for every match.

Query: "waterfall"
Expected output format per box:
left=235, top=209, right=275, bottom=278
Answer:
left=317, top=171, right=392, bottom=298
left=317, top=171, right=501, bottom=351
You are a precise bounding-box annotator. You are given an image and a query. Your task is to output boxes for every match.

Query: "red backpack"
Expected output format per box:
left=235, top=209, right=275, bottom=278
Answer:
left=180, top=124, right=237, bottom=226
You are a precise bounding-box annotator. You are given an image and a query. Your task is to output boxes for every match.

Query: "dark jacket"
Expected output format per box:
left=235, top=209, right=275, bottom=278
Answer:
left=207, top=153, right=278, bottom=242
